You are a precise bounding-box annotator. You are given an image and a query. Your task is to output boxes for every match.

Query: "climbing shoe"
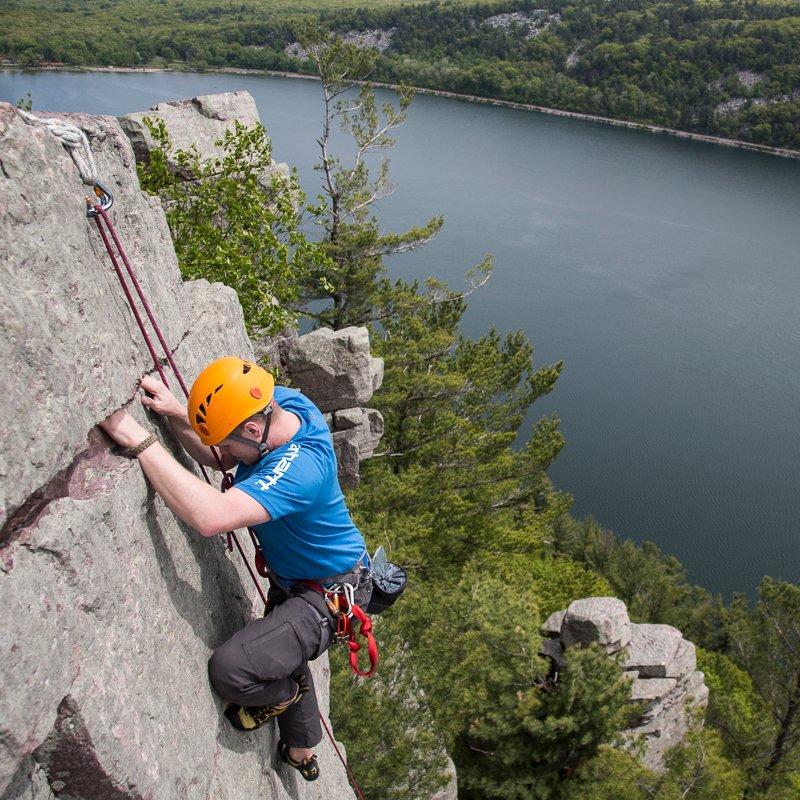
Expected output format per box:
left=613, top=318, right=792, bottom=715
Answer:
left=224, top=673, right=309, bottom=732
left=278, top=739, right=320, bottom=782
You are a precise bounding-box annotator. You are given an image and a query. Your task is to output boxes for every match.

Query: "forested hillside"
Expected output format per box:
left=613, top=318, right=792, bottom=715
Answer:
left=2, top=0, right=800, bottom=148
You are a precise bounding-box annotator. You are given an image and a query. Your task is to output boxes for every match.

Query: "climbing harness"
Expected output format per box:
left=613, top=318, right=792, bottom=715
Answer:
left=250, top=536, right=380, bottom=678
left=22, top=108, right=369, bottom=798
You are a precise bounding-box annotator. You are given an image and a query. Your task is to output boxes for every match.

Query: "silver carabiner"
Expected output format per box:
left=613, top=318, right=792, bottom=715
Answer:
left=85, top=179, right=114, bottom=218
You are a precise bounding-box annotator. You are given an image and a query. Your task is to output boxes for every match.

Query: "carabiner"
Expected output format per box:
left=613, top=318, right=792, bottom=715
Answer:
left=85, top=179, right=114, bottom=218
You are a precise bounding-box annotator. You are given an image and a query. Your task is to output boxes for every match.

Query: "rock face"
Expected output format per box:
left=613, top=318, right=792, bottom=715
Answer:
left=0, top=101, right=359, bottom=798
left=278, top=327, right=384, bottom=488
left=119, top=91, right=289, bottom=184
left=540, top=597, right=709, bottom=771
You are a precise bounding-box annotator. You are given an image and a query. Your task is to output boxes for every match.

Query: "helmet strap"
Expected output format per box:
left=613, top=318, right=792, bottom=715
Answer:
left=223, top=405, right=274, bottom=457
left=257, top=405, right=273, bottom=457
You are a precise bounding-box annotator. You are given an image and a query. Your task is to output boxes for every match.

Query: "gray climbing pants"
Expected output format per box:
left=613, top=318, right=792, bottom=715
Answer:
left=208, top=563, right=371, bottom=748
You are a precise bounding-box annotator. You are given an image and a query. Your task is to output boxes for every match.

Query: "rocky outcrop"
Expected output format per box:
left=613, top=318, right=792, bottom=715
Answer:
left=539, top=597, right=709, bottom=771
left=119, top=91, right=289, bottom=185
left=1, top=101, right=357, bottom=798
left=278, top=328, right=384, bottom=488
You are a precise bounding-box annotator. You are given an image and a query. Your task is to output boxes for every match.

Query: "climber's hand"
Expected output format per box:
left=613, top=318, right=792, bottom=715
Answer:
left=140, top=374, right=184, bottom=418
left=99, top=409, right=148, bottom=449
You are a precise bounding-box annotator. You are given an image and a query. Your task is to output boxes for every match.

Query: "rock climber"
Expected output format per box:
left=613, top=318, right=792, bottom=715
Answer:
left=99, top=356, right=371, bottom=782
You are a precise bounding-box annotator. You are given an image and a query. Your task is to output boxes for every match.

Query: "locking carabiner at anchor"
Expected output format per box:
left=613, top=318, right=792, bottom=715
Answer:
left=85, top=179, right=114, bottom=218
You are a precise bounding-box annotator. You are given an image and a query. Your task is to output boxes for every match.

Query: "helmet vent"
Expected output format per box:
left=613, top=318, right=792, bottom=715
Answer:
left=214, top=385, right=223, bottom=393
left=242, top=363, right=251, bottom=374
left=195, top=413, right=205, bottom=425
left=206, top=393, right=213, bottom=405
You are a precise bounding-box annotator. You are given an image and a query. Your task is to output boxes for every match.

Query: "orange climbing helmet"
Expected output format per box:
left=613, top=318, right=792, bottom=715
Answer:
left=188, top=357, right=275, bottom=446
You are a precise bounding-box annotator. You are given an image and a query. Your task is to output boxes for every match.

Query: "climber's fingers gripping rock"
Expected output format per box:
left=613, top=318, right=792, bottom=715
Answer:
left=140, top=373, right=184, bottom=418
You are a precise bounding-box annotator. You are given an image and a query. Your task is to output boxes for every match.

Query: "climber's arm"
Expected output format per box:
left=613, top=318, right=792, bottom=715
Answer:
left=99, top=409, right=270, bottom=537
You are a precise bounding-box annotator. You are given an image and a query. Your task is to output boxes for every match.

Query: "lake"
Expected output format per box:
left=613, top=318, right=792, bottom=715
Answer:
left=3, top=69, right=799, bottom=598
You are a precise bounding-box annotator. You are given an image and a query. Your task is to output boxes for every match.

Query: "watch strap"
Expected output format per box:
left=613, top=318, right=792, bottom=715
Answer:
left=124, top=432, right=158, bottom=458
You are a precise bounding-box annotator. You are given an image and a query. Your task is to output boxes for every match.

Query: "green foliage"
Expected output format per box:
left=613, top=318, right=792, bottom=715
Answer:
left=328, top=638, right=451, bottom=800
left=136, top=116, right=329, bottom=337
left=698, top=648, right=773, bottom=782
left=456, top=644, right=634, bottom=800
left=5, top=0, right=800, bottom=147
left=564, top=729, right=746, bottom=800
left=725, top=577, right=800, bottom=798
left=15, top=93, right=32, bottom=111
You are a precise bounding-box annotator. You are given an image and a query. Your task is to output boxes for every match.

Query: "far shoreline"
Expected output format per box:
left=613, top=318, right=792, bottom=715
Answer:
left=6, top=63, right=800, bottom=161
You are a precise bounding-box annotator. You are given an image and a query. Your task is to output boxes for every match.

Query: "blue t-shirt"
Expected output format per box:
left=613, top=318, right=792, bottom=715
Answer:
left=233, top=386, right=366, bottom=584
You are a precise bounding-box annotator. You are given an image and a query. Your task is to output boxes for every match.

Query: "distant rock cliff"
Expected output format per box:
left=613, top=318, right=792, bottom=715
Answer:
left=0, top=92, right=381, bottom=799
left=540, top=597, right=709, bottom=771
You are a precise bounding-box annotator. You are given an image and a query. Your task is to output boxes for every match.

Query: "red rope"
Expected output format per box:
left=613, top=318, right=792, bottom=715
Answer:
left=91, top=205, right=267, bottom=610
left=91, top=202, right=365, bottom=796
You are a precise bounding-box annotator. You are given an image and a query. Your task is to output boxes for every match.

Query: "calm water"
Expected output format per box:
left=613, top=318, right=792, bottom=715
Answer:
left=3, top=70, right=799, bottom=598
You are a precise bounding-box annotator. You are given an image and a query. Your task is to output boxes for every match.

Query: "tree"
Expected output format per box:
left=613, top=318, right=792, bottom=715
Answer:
left=296, top=22, right=444, bottom=329
left=137, top=117, right=328, bottom=338
left=726, top=578, right=800, bottom=798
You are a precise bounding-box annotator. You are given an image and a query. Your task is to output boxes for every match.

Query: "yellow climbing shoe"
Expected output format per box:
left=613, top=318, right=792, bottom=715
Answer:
left=224, top=674, right=309, bottom=732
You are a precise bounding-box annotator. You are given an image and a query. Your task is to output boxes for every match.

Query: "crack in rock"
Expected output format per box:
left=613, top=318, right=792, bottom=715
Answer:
left=0, top=430, right=126, bottom=568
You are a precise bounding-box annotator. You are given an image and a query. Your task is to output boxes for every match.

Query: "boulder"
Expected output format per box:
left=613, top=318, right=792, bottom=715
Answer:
left=333, top=407, right=365, bottom=430
left=119, top=91, right=286, bottom=179
left=560, top=597, right=631, bottom=653
left=333, top=408, right=384, bottom=488
left=280, top=327, right=376, bottom=413
left=629, top=677, right=677, bottom=703
left=623, top=624, right=685, bottom=678
left=370, top=356, right=384, bottom=393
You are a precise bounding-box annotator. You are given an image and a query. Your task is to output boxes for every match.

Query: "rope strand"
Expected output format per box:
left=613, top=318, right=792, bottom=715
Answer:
left=18, top=109, right=98, bottom=185
left=91, top=208, right=268, bottom=606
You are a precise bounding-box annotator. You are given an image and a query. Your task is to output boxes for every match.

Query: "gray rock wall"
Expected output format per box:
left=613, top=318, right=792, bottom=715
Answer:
left=0, top=102, right=357, bottom=799
left=119, top=91, right=289, bottom=186
left=278, top=328, right=384, bottom=488
left=540, top=597, right=709, bottom=771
